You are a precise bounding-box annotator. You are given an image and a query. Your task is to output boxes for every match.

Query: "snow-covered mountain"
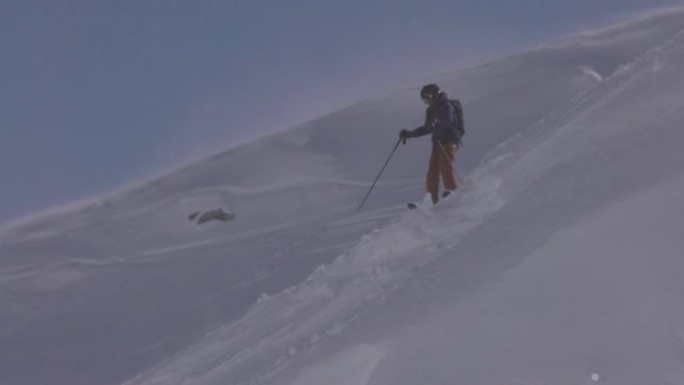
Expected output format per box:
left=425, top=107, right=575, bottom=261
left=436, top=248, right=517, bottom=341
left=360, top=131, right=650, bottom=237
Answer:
left=2, top=7, right=684, bottom=385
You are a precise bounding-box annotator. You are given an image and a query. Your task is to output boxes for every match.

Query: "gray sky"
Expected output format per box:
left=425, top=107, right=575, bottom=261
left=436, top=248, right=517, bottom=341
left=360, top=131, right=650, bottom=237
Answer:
left=1, top=0, right=681, bottom=225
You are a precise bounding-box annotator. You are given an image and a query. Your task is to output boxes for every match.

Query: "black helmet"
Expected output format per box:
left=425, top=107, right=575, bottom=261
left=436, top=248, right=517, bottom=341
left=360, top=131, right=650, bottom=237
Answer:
left=420, top=83, right=440, bottom=103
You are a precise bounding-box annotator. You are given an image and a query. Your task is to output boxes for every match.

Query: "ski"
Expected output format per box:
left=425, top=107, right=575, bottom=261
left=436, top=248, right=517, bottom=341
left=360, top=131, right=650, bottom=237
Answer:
left=407, top=189, right=458, bottom=211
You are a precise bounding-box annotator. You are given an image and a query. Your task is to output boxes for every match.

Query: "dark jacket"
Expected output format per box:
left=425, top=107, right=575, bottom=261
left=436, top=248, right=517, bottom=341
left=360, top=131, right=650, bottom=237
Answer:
left=410, top=92, right=459, bottom=144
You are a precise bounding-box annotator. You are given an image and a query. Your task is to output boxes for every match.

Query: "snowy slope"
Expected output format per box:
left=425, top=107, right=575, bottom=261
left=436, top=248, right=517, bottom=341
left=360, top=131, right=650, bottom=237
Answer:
left=2, top=6, right=684, bottom=385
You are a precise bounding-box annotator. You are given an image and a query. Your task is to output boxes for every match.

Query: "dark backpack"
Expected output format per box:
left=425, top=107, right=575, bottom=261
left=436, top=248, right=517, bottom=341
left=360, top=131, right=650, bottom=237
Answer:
left=449, top=99, right=465, bottom=140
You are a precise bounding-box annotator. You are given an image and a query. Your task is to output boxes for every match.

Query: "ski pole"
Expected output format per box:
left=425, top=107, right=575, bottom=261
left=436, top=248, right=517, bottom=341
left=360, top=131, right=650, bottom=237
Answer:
left=357, top=137, right=402, bottom=212
left=436, top=140, right=464, bottom=188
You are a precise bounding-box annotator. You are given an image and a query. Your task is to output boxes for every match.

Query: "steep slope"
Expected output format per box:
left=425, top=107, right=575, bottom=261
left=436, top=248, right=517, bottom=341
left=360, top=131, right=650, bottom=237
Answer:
left=1, top=6, right=684, bottom=385
left=363, top=24, right=684, bottom=385
left=125, top=10, right=684, bottom=385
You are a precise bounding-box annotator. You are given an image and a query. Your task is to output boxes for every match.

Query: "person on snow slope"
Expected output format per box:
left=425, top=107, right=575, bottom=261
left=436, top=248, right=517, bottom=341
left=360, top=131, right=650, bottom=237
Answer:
left=399, top=83, right=463, bottom=205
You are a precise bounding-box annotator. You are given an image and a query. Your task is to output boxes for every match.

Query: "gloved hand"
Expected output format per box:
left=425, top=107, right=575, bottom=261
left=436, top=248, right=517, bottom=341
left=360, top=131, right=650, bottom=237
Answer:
left=399, top=129, right=412, bottom=138
left=399, top=129, right=412, bottom=145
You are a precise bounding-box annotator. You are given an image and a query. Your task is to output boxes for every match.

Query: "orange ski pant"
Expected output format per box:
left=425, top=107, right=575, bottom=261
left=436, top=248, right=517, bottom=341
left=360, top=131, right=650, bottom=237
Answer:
left=426, top=142, right=458, bottom=204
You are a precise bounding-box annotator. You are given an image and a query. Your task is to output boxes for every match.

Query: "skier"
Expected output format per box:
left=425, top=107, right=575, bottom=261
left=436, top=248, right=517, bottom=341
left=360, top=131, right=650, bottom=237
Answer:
left=399, top=83, right=462, bottom=205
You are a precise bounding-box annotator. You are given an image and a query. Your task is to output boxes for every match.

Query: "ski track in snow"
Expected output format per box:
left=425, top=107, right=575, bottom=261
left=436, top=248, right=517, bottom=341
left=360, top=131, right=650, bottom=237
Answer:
left=124, top=170, right=506, bottom=385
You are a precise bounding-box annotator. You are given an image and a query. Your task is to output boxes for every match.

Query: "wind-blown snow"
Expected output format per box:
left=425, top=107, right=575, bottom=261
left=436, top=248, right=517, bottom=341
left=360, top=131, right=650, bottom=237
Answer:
left=2, top=6, right=684, bottom=385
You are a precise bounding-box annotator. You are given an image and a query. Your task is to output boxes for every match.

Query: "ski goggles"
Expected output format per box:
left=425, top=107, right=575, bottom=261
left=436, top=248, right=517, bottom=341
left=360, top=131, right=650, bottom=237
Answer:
left=421, top=94, right=435, bottom=104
